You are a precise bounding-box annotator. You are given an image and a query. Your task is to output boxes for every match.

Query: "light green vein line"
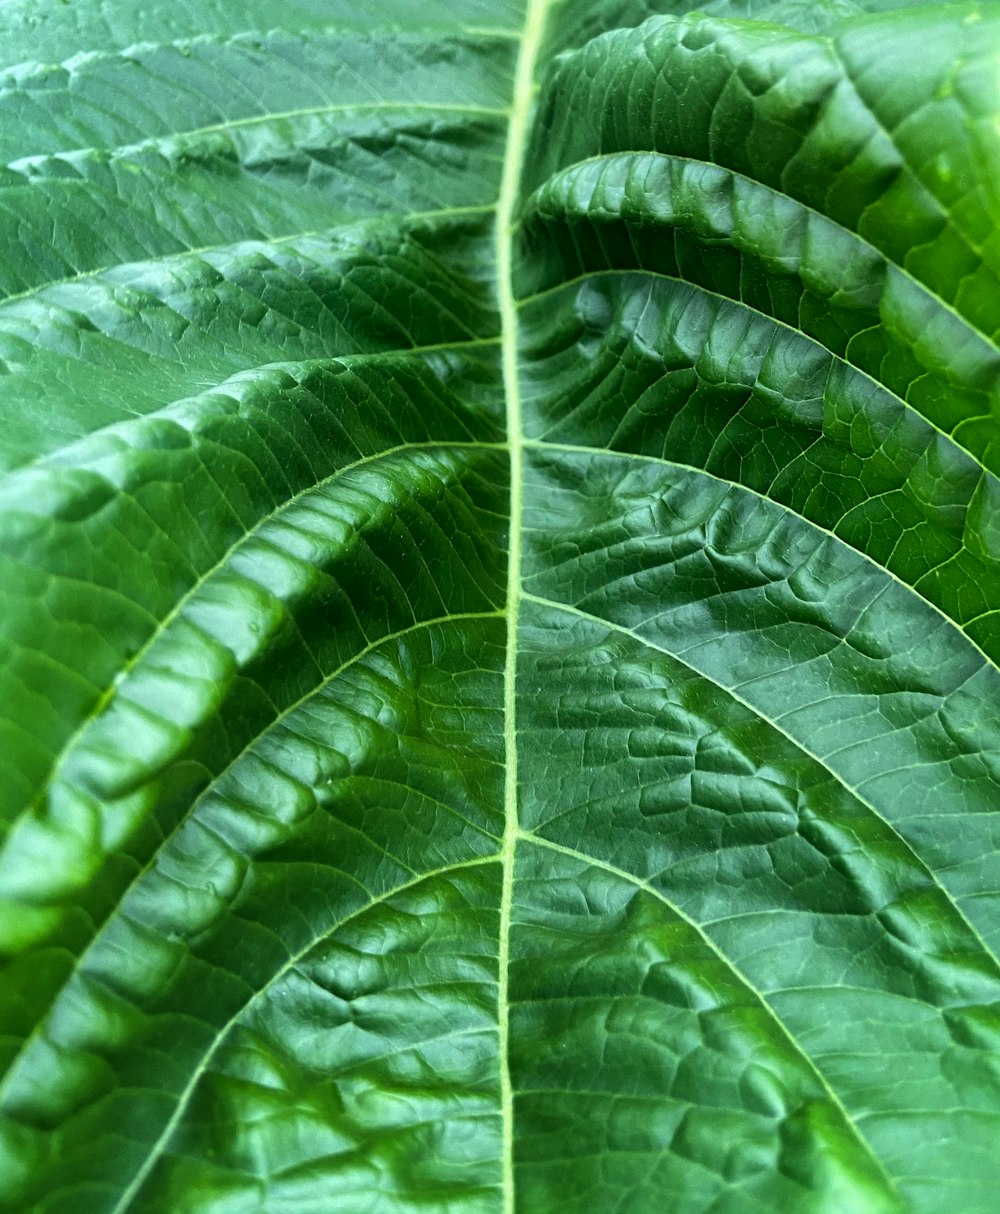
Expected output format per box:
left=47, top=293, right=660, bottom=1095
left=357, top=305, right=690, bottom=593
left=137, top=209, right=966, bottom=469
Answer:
left=464, top=26, right=522, bottom=39
left=521, top=590, right=1000, bottom=978
left=108, top=854, right=501, bottom=1214
left=518, top=830, right=903, bottom=1204
left=6, top=100, right=511, bottom=168
left=525, top=438, right=999, bottom=679
left=496, top=0, right=553, bottom=1209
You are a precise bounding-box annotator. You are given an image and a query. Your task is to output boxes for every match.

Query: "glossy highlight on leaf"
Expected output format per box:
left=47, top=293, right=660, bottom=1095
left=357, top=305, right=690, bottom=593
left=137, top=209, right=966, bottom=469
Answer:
left=0, top=1, right=998, bottom=1212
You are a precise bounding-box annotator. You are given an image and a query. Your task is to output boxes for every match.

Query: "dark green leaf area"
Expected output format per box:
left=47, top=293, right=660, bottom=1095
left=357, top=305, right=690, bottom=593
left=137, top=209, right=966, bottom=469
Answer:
left=0, top=0, right=524, bottom=66
left=0, top=25, right=513, bottom=309
left=0, top=32, right=515, bottom=164
left=519, top=257, right=1000, bottom=657
left=522, top=450, right=1000, bottom=944
left=541, top=0, right=949, bottom=54
left=515, top=8, right=1000, bottom=693
left=512, top=842, right=903, bottom=1214
left=524, top=10, right=1000, bottom=451
left=1, top=1, right=1000, bottom=1213
left=518, top=151, right=1000, bottom=456
left=528, top=7, right=1000, bottom=281
left=0, top=455, right=506, bottom=940
left=0, top=116, right=508, bottom=301
left=0, top=217, right=500, bottom=468
left=517, top=602, right=1000, bottom=1214
left=0, top=620, right=506, bottom=1214
left=150, top=863, right=506, bottom=1214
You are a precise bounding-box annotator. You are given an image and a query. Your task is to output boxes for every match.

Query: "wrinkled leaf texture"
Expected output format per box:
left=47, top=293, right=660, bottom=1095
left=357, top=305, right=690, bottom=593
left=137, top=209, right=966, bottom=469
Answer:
left=0, top=0, right=999, bottom=1211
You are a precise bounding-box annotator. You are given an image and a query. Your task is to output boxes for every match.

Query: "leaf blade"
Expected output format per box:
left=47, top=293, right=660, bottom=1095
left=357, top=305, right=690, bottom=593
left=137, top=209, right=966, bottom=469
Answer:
left=2, top=2, right=1000, bottom=1212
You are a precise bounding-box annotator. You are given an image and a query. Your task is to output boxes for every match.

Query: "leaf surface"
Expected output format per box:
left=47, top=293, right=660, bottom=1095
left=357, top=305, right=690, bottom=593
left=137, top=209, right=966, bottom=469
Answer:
left=1, top=2, right=999, bottom=1212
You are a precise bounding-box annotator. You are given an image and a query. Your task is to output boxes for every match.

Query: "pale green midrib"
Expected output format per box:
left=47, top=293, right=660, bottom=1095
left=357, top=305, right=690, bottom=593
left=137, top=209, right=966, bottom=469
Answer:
left=524, top=438, right=999, bottom=679
left=519, top=148, right=1000, bottom=363
left=105, top=854, right=501, bottom=1214
left=520, top=590, right=1000, bottom=980
left=0, top=201, right=497, bottom=311
left=0, top=609, right=505, bottom=1117
left=518, top=830, right=904, bottom=1203
left=497, top=2, right=553, bottom=1211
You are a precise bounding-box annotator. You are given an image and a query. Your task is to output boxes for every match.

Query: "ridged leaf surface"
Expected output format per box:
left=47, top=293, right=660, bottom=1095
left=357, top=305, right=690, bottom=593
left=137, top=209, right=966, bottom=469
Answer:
left=1, top=2, right=999, bottom=1212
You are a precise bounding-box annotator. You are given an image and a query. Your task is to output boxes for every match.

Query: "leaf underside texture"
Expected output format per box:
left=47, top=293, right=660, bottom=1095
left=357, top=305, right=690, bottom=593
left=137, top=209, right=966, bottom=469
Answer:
left=1, top=1, right=999, bottom=1211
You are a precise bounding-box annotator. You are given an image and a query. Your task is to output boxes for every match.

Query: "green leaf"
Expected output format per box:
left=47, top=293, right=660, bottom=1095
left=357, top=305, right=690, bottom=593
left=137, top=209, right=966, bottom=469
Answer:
left=1, top=2, right=999, bottom=1211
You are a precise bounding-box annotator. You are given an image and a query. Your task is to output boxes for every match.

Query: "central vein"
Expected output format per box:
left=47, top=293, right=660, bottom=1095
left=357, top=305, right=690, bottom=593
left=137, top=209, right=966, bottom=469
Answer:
left=496, top=1, right=552, bottom=1209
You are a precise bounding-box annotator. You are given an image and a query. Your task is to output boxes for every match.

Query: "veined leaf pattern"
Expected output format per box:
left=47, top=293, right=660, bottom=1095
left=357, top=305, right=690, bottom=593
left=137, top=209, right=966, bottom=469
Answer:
left=0, top=2, right=998, bottom=1212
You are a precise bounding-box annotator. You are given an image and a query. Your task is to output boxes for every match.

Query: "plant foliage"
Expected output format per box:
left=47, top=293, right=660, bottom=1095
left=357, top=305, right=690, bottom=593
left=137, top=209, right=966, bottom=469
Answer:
left=1, top=1, right=999, bottom=1211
